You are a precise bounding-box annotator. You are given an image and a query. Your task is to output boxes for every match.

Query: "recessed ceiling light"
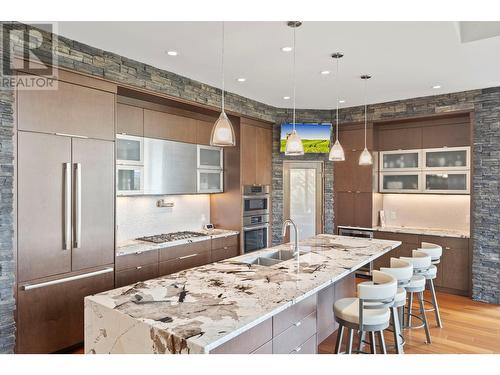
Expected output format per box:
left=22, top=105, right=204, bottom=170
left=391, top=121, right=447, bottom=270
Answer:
left=283, top=96, right=291, bottom=100
left=432, top=85, right=441, bottom=89
left=166, top=50, right=178, bottom=56
left=237, top=78, right=246, bottom=82
left=339, top=99, right=346, bottom=104
left=320, top=70, right=330, bottom=75
left=281, top=46, right=293, bottom=52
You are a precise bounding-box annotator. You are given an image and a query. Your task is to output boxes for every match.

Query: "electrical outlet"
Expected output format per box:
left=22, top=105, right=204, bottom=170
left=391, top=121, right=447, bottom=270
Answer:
left=390, top=211, right=397, bottom=220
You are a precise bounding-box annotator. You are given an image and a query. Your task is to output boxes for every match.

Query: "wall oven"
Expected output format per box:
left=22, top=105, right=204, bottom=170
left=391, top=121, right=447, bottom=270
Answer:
left=338, top=226, right=374, bottom=277
left=242, top=185, right=270, bottom=253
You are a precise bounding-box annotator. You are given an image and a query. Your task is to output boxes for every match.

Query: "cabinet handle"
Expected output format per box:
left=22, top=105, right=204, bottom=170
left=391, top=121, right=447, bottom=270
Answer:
left=22, top=268, right=114, bottom=291
left=73, top=163, right=82, bottom=249
left=294, top=321, right=302, bottom=327
left=63, top=163, right=71, bottom=250
left=55, top=132, right=88, bottom=139
left=223, top=246, right=228, bottom=250
left=292, top=346, right=302, bottom=353
left=445, top=247, right=451, bottom=250
left=179, top=254, right=198, bottom=260
left=136, top=266, right=142, bottom=270
left=135, top=251, right=143, bottom=255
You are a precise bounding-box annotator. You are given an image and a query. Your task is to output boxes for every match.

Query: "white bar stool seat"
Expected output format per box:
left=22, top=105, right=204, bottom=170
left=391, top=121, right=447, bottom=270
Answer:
left=333, top=270, right=397, bottom=354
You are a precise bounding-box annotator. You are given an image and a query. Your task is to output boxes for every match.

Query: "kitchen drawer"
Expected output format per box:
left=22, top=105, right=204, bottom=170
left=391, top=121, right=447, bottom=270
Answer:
left=159, top=251, right=211, bottom=276
left=210, top=318, right=272, bottom=354
left=273, top=311, right=317, bottom=354
left=159, top=239, right=211, bottom=262
left=289, top=334, right=317, bottom=354
left=273, top=294, right=317, bottom=337
left=419, top=235, right=468, bottom=251
left=211, top=234, right=238, bottom=250
left=211, top=245, right=239, bottom=263
left=115, top=263, right=159, bottom=288
left=251, top=340, right=273, bottom=354
left=374, top=231, right=420, bottom=245
left=116, top=250, right=159, bottom=271
left=17, top=267, right=114, bottom=353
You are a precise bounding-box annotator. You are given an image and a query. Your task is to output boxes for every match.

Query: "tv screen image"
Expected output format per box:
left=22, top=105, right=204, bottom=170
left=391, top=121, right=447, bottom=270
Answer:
left=280, top=123, right=332, bottom=153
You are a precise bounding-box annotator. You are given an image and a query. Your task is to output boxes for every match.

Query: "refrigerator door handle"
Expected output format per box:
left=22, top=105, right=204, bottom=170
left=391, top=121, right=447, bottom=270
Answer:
left=74, top=163, right=82, bottom=249
left=22, top=268, right=114, bottom=291
left=63, top=163, right=71, bottom=250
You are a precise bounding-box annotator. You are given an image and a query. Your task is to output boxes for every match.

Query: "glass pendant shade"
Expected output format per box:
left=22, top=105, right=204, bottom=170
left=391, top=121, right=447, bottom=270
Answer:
left=284, top=129, right=304, bottom=155
left=359, top=147, right=373, bottom=165
left=210, top=111, right=235, bottom=147
left=329, top=139, right=345, bottom=161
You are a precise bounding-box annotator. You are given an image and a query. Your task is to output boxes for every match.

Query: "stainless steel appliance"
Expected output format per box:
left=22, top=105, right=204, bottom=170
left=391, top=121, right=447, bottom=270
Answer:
left=338, top=226, right=374, bottom=277
left=136, top=231, right=205, bottom=244
left=242, top=185, right=270, bottom=253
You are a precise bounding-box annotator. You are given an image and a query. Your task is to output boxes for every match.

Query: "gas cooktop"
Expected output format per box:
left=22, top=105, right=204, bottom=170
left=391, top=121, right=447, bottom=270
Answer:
left=136, top=231, right=206, bottom=244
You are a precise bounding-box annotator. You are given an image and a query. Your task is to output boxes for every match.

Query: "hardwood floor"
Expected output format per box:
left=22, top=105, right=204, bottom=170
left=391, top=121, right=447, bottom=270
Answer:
left=319, top=290, right=500, bottom=354
left=68, top=290, right=499, bottom=354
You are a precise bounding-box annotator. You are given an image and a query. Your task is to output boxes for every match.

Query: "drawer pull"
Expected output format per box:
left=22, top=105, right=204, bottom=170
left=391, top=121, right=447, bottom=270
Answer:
left=136, top=251, right=143, bottom=255
left=445, top=247, right=451, bottom=250
left=292, top=346, right=302, bottom=353
left=136, top=266, right=142, bottom=270
left=224, top=246, right=228, bottom=250
left=22, top=268, right=114, bottom=291
left=179, top=253, right=198, bottom=260
left=294, top=321, right=302, bottom=327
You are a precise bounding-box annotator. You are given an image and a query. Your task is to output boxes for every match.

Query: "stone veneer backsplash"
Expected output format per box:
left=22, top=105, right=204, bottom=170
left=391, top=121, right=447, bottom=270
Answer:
left=0, top=21, right=499, bottom=353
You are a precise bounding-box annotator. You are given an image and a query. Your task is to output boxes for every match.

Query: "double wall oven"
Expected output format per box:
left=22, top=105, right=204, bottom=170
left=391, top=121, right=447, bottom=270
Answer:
left=242, top=185, right=270, bottom=253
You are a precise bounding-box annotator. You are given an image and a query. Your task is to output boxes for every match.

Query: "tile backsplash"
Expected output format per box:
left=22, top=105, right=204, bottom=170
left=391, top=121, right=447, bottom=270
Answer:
left=116, top=195, right=210, bottom=244
left=380, top=193, right=470, bottom=232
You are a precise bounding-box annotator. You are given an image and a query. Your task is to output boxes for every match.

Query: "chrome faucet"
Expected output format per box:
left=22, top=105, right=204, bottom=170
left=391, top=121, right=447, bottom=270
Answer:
left=282, top=219, right=299, bottom=260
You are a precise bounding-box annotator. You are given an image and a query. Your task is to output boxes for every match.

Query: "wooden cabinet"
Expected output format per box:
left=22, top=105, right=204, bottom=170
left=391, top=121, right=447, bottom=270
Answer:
left=240, top=120, right=272, bottom=186
left=159, top=251, right=211, bottom=276
left=17, top=267, right=114, bottom=353
left=17, top=80, right=115, bottom=141
left=378, top=126, right=422, bottom=151
left=211, top=234, right=239, bottom=262
left=196, top=119, right=214, bottom=145
left=273, top=311, right=317, bottom=354
left=339, top=126, right=373, bottom=151
left=373, top=231, right=420, bottom=270
left=116, top=263, right=159, bottom=288
left=116, top=250, right=159, bottom=271
left=335, top=192, right=372, bottom=228
left=144, top=109, right=197, bottom=143
left=117, top=103, right=144, bottom=136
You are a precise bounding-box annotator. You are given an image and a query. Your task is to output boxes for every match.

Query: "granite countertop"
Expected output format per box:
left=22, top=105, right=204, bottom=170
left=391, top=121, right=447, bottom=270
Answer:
left=116, top=229, right=239, bottom=257
left=338, top=225, right=470, bottom=239
left=85, top=234, right=400, bottom=354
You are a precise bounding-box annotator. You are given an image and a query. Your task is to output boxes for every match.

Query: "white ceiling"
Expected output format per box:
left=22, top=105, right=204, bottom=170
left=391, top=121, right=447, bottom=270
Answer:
left=58, top=21, right=500, bottom=109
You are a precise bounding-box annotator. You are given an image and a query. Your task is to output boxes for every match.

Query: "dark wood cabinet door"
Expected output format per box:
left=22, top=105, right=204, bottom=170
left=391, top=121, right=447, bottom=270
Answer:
left=18, top=80, right=115, bottom=140
left=255, top=126, right=272, bottom=185
left=340, top=127, right=372, bottom=151
left=353, top=192, right=372, bottom=228
left=115, top=263, right=159, bottom=288
left=196, top=119, right=214, bottom=145
left=422, top=122, right=470, bottom=148
left=240, top=123, right=257, bottom=185
left=159, top=251, right=211, bottom=276
left=333, top=152, right=355, bottom=192
left=71, top=138, right=115, bottom=271
left=144, top=109, right=197, bottom=143
left=378, top=127, right=422, bottom=151
left=17, top=268, right=114, bottom=353
left=440, top=239, right=470, bottom=293
left=335, top=192, right=355, bottom=227
left=18, top=132, right=72, bottom=282
left=117, top=103, right=143, bottom=136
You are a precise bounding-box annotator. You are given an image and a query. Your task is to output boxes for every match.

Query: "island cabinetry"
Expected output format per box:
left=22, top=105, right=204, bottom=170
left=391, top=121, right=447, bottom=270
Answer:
left=273, top=311, right=317, bottom=354
left=210, top=318, right=273, bottom=354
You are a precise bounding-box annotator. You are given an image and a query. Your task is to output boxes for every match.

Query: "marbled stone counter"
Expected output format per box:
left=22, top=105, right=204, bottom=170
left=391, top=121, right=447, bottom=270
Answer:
left=85, top=234, right=400, bottom=354
left=116, top=229, right=239, bottom=257
left=338, top=225, right=469, bottom=239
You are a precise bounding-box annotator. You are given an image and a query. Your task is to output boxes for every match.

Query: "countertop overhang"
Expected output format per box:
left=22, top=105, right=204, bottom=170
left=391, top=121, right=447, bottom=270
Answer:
left=85, top=234, right=401, bottom=354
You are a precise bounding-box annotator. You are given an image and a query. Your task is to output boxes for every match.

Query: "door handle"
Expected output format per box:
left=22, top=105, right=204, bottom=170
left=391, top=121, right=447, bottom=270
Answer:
left=178, top=254, right=198, bottom=260
left=63, top=163, right=71, bottom=250
left=74, top=163, right=82, bottom=249
left=22, top=268, right=113, bottom=291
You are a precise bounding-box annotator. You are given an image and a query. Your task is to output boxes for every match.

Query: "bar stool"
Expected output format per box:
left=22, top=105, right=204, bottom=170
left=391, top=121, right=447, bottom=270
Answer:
left=334, top=270, right=397, bottom=354
left=417, top=242, right=443, bottom=328
left=380, top=258, right=414, bottom=354
left=400, top=250, right=432, bottom=344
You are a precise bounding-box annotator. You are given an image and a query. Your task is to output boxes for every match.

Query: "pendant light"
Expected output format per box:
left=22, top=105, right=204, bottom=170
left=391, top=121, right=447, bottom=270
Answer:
left=359, top=74, right=373, bottom=166
left=284, top=21, right=304, bottom=156
left=329, top=52, right=345, bottom=161
left=210, top=22, right=236, bottom=147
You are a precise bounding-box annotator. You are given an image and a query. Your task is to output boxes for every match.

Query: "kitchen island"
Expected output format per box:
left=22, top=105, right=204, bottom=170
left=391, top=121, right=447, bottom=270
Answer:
left=84, top=234, right=400, bottom=354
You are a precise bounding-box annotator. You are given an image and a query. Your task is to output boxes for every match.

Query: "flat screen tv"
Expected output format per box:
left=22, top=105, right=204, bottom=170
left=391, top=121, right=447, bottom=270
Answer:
left=280, top=122, right=332, bottom=153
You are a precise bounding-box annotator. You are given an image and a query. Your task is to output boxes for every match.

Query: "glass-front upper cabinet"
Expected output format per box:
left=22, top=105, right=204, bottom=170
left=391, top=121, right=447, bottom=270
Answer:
left=197, top=170, right=223, bottom=193
left=380, top=149, right=421, bottom=171
left=424, top=147, right=470, bottom=170
left=424, top=171, right=469, bottom=193
left=380, top=172, right=421, bottom=193
left=197, top=145, right=223, bottom=169
left=116, top=134, right=144, bottom=165
left=116, top=166, right=144, bottom=195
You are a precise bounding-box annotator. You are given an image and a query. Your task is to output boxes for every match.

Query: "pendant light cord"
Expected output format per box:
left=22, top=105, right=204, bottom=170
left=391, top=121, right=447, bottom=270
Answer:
left=292, top=25, right=296, bottom=131
left=335, top=56, right=340, bottom=140
left=364, top=76, right=367, bottom=148
left=221, top=21, right=225, bottom=113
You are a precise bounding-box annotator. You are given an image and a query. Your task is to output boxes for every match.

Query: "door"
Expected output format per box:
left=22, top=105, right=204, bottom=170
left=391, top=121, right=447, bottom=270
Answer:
left=71, top=138, right=115, bottom=271
left=283, top=162, right=323, bottom=241
left=18, top=132, right=72, bottom=282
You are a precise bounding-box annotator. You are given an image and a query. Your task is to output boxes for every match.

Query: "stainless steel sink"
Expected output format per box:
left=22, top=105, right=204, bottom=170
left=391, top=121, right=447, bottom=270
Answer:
left=239, top=249, right=297, bottom=266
